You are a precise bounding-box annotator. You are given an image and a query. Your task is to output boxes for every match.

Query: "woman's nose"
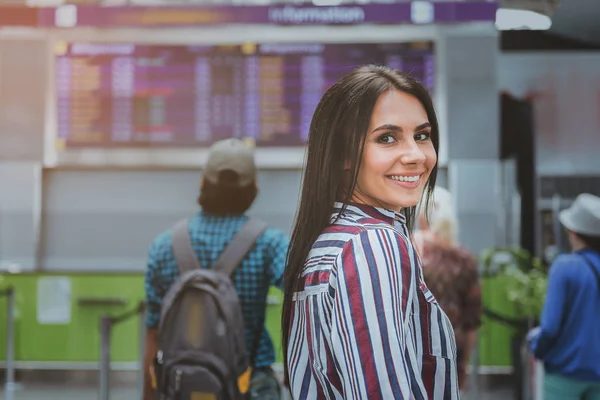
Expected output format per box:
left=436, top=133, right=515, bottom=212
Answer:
left=399, top=142, right=426, bottom=164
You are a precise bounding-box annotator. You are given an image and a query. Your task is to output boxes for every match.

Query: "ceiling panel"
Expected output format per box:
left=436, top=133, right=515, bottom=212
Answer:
left=549, top=0, right=600, bottom=45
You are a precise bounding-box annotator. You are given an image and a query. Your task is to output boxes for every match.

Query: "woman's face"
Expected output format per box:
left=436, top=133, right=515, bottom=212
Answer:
left=351, top=89, right=437, bottom=212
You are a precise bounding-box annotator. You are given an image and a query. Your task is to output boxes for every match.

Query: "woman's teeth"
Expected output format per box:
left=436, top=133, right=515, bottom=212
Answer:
left=389, top=175, right=420, bottom=182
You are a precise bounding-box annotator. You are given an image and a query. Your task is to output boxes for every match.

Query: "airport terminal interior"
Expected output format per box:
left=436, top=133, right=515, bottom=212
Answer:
left=0, top=0, right=599, bottom=399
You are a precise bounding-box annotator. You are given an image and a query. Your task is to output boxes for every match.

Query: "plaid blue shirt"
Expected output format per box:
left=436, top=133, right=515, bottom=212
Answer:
left=144, top=210, right=289, bottom=368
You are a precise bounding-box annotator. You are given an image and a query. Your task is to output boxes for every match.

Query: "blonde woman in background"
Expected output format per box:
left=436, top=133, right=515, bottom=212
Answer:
left=414, top=187, right=482, bottom=391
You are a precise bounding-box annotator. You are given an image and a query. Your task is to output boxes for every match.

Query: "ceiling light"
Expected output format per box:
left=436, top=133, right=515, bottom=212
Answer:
left=495, top=7, right=552, bottom=31
left=311, top=0, right=344, bottom=5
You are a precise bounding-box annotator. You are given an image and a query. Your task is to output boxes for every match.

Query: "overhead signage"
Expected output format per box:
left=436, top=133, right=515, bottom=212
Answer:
left=14, top=1, right=498, bottom=28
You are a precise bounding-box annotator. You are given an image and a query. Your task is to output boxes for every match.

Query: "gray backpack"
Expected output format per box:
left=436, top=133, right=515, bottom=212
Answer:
left=153, top=217, right=268, bottom=400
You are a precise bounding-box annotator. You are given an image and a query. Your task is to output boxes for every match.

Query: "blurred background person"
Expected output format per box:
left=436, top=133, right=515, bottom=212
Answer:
left=415, top=186, right=482, bottom=392
left=143, top=139, right=290, bottom=400
left=529, top=193, right=600, bottom=400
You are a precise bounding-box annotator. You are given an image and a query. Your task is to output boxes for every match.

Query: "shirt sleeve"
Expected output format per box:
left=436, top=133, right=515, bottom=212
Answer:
left=144, top=242, right=163, bottom=328
left=265, top=229, right=290, bottom=290
left=530, top=256, right=570, bottom=359
left=330, top=228, right=417, bottom=399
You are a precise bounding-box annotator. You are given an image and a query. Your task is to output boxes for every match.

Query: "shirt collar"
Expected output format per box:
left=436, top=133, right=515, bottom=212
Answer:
left=331, top=201, right=406, bottom=227
left=197, top=209, right=246, bottom=220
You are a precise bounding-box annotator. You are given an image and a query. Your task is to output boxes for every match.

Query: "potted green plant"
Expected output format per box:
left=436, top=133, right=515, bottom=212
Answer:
left=482, top=248, right=547, bottom=318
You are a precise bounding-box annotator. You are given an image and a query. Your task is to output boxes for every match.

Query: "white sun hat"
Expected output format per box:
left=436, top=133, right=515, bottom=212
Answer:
left=558, top=193, right=600, bottom=237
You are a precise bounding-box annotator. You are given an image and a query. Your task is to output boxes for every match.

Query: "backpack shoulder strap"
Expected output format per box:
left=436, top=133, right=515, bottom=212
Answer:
left=212, top=217, right=268, bottom=277
left=581, top=253, right=600, bottom=289
left=172, top=218, right=202, bottom=275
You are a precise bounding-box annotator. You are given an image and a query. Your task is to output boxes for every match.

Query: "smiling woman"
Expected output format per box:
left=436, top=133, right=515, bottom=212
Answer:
left=282, top=65, right=459, bottom=399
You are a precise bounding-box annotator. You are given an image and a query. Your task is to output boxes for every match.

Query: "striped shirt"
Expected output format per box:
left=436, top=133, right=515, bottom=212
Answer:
left=287, top=203, right=459, bottom=399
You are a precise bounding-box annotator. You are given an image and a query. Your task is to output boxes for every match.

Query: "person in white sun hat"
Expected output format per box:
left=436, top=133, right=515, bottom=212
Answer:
left=529, top=193, right=600, bottom=400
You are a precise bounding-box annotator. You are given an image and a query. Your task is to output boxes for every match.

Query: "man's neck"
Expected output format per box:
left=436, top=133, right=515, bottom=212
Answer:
left=571, top=239, right=587, bottom=252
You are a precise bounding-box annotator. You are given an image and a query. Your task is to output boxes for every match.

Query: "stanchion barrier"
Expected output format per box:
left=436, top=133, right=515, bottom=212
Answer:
left=524, top=338, right=544, bottom=400
left=98, top=301, right=146, bottom=400
left=138, top=305, right=146, bottom=399
left=468, top=334, right=481, bottom=400
left=99, top=315, right=111, bottom=400
left=0, top=286, right=15, bottom=400
left=533, top=358, right=544, bottom=400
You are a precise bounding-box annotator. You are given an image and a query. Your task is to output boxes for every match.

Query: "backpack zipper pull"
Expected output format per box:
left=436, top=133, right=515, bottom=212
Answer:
left=175, top=369, right=183, bottom=392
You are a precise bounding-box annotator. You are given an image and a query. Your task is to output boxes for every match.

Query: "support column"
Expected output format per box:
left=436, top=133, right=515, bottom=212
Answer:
left=0, top=162, right=42, bottom=271
left=442, top=31, right=503, bottom=255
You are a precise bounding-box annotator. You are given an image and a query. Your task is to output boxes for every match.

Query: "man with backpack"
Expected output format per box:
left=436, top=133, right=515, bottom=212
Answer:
left=143, top=138, right=290, bottom=400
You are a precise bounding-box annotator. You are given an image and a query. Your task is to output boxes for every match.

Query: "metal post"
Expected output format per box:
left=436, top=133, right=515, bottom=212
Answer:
left=4, top=287, right=15, bottom=400
left=534, top=359, right=544, bottom=400
left=99, top=316, right=111, bottom=400
left=137, top=302, right=146, bottom=400
left=468, top=334, right=480, bottom=400
left=551, top=194, right=563, bottom=253
left=522, top=339, right=531, bottom=400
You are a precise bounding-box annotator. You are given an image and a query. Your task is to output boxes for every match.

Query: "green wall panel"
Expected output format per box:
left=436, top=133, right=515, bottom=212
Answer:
left=478, top=275, right=519, bottom=368
left=0, top=273, right=284, bottom=364
left=0, top=273, right=514, bottom=368
left=0, top=274, right=144, bottom=362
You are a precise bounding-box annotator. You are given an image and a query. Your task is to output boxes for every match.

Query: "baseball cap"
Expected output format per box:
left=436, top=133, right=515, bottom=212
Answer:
left=203, top=138, right=257, bottom=186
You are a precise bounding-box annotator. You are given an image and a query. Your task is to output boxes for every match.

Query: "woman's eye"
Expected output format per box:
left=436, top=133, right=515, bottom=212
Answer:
left=415, top=131, right=431, bottom=141
left=377, top=133, right=395, bottom=144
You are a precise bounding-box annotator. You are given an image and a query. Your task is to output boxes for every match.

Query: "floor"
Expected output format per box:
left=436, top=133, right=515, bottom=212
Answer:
left=0, top=387, right=514, bottom=400
left=0, top=375, right=517, bottom=400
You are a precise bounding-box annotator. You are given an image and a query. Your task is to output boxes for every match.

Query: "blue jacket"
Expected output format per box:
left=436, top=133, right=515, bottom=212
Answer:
left=531, top=249, right=600, bottom=381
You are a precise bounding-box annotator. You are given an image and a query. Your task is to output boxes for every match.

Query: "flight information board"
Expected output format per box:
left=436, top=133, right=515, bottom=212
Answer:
left=55, top=41, right=434, bottom=148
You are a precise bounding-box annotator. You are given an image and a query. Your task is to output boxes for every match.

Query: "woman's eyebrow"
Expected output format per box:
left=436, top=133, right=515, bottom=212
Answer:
left=371, top=124, right=402, bottom=134
left=371, top=122, right=431, bottom=134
